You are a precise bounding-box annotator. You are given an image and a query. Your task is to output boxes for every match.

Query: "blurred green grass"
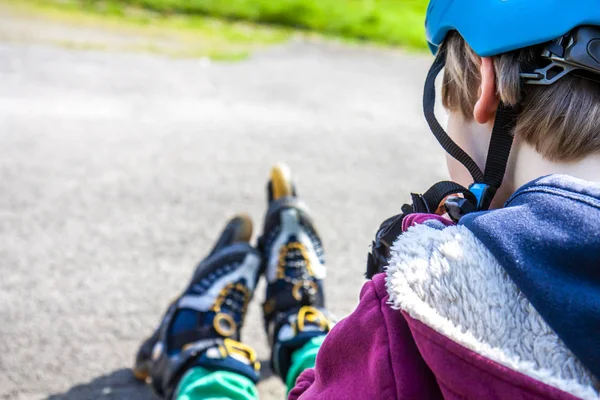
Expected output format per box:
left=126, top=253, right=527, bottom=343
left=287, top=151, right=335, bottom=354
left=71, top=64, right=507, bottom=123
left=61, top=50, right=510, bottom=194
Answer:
left=3, top=0, right=430, bottom=60
left=81, top=0, right=430, bottom=49
left=2, top=0, right=292, bottom=59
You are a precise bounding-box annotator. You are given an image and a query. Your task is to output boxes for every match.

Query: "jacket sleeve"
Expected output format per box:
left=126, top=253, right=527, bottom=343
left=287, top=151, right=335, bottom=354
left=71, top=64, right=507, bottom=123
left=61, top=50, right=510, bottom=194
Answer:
left=288, top=273, right=442, bottom=400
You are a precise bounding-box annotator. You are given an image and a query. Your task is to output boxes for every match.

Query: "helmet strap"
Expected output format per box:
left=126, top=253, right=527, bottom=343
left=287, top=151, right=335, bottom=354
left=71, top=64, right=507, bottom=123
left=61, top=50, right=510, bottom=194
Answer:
left=422, top=48, right=519, bottom=212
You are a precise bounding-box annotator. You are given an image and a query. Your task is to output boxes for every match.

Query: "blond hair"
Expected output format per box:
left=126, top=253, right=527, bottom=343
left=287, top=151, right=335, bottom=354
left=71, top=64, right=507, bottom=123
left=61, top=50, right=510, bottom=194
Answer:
left=442, top=31, right=600, bottom=162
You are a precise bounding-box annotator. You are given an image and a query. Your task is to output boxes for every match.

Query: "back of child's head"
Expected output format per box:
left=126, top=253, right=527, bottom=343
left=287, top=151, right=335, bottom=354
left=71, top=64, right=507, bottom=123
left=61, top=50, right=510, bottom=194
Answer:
left=442, top=31, right=600, bottom=163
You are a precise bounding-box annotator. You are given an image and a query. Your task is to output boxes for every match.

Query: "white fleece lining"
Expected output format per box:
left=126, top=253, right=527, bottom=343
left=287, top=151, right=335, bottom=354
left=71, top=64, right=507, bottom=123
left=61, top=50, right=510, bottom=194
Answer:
left=386, top=224, right=600, bottom=400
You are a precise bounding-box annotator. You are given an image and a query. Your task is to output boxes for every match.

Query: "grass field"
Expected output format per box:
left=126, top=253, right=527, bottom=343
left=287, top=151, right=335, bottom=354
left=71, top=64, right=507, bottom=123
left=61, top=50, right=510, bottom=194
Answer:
left=73, top=0, right=429, bottom=49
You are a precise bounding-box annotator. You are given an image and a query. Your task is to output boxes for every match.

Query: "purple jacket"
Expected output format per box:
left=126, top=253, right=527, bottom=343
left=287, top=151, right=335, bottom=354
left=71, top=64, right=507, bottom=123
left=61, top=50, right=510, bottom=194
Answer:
left=289, top=199, right=600, bottom=399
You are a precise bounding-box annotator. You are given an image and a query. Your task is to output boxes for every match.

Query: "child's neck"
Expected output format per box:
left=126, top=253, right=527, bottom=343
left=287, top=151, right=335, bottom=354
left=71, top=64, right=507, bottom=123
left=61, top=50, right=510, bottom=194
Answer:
left=513, top=143, right=600, bottom=189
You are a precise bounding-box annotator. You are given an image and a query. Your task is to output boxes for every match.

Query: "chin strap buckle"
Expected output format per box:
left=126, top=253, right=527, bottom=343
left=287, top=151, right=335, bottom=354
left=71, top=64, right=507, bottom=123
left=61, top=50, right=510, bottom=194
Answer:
left=469, top=183, right=498, bottom=210
left=444, top=196, right=476, bottom=223
left=444, top=183, right=497, bottom=223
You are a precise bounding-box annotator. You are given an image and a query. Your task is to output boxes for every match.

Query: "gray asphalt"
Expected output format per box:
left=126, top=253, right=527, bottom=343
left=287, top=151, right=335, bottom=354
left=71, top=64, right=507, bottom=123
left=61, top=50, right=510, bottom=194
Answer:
left=0, top=35, right=447, bottom=399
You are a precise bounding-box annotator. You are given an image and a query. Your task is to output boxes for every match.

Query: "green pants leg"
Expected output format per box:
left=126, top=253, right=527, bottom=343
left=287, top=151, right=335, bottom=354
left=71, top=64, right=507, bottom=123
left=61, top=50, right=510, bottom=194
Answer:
left=175, top=336, right=325, bottom=400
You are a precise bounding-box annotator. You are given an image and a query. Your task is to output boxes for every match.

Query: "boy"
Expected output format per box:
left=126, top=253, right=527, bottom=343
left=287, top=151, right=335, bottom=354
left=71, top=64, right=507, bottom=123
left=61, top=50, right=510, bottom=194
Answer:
left=135, top=0, right=600, bottom=398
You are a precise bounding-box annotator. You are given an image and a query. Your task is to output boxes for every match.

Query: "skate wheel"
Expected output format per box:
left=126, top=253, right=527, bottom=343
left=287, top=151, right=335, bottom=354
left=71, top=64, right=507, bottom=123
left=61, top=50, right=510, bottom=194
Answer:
left=231, top=214, right=253, bottom=243
left=270, top=163, right=293, bottom=200
left=132, top=365, right=149, bottom=381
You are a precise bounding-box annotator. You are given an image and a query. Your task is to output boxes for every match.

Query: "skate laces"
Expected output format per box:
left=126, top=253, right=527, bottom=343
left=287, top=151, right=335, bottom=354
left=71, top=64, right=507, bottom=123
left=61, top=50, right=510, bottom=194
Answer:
left=210, top=282, right=251, bottom=337
left=174, top=252, right=259, bottom=342
left=263, top=212, right=325, bottom=279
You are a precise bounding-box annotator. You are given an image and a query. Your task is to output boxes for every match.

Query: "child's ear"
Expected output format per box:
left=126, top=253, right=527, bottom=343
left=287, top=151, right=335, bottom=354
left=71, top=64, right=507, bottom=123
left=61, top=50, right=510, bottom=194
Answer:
left=473, top=57, right=500, bottom=124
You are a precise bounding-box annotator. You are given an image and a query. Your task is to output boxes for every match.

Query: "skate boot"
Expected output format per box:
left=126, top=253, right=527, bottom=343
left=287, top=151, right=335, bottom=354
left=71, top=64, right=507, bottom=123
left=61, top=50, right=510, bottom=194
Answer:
left=259, top=164, right=334, bottom=382
left=133, top=215, right=262, bottom=399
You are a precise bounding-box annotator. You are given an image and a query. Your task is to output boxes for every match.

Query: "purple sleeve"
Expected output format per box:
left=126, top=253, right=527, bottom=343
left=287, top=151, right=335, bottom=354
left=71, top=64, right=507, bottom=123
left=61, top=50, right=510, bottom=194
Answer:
left=288, top=274, right=442, bottom=400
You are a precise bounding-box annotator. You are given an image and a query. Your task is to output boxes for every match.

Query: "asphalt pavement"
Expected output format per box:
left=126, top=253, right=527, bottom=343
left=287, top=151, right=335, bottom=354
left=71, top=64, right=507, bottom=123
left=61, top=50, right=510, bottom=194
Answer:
left=0, top=20, right=447, bottom=400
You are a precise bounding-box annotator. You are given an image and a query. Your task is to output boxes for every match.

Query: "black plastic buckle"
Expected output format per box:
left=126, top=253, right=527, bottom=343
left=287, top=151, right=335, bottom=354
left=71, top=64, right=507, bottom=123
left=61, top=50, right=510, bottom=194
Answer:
left=444, top=196, right=476, bottom=223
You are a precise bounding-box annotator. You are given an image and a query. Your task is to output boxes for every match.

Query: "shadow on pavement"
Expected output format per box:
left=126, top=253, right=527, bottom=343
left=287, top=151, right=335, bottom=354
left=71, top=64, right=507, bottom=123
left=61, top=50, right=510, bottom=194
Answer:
left=48, top=368, right=155, bottom=400
left=48, top=364, right=278, bottom=399
left=259, top=359, right=275, bottom=382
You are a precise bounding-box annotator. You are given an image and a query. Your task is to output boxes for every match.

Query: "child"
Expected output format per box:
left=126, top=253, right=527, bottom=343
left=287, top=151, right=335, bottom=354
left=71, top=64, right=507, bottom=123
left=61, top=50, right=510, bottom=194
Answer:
left=135, top=0, right=600, bottom=398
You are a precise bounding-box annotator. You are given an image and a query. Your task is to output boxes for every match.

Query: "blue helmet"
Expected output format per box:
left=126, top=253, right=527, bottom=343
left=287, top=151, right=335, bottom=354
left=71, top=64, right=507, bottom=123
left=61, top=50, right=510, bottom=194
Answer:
left=426, top=0, right=600, bottom=57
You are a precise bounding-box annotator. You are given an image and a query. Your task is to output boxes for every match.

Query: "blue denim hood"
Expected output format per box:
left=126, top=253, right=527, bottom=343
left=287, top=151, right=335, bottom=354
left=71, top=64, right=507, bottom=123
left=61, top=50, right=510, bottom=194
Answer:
left=460, top=175, right=600, bottom=379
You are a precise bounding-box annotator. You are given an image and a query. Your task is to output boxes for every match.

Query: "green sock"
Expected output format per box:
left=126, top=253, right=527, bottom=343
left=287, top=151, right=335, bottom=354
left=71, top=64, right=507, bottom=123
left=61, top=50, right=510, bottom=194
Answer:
left=174, top=335, right=325, bottom=400
left=285, top=335, right=326, bottom=392
left=174, top=367, right=258, bottom=400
